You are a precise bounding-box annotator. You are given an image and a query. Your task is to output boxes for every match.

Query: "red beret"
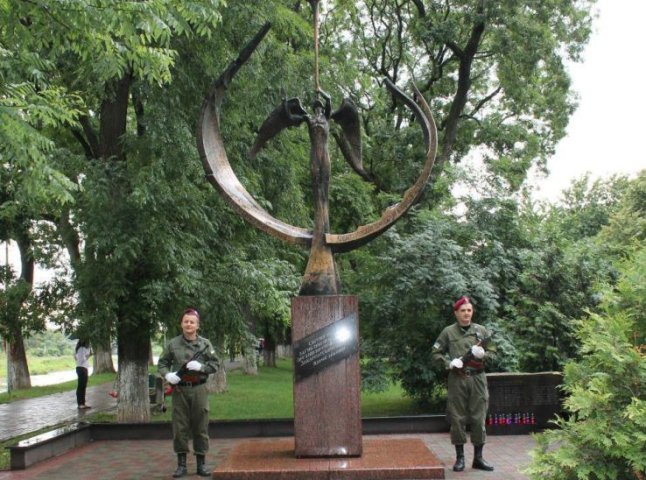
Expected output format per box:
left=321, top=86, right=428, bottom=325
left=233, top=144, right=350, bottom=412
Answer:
left=183, top=308, right=200, bottom=320
left=453, top=296, right=471, bottom=311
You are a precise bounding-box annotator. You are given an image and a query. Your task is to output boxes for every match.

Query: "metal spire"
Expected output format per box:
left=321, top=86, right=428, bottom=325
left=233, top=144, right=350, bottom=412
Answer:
left=309, top=0, right=321, bottom=94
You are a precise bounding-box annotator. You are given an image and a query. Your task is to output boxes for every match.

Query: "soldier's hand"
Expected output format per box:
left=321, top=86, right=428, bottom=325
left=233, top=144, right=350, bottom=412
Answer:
left=165, top=372, right=181, bottom=385
left=449, top=358, right=463, bottom=369
left=186, top=360, right=202, bottom=371
left=471, top=345, right=485, bottom=359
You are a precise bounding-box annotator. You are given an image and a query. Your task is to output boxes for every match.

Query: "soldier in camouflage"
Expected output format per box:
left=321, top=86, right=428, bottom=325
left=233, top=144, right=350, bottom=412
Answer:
left=432, top=296, right=495, bottom=472
left=158, top=308, right=219, bottom=478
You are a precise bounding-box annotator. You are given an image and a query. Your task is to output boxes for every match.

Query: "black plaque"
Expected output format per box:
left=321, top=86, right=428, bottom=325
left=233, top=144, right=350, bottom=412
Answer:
left=293, top=314, right=359, bottom=382
left=486, top=372, right=563, bottom=435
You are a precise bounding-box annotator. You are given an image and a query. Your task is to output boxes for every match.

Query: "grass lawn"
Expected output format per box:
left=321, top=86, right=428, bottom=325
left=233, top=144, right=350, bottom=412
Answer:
left=131, top=358, right=428, bottom=423
left=2, top=357, right=432, bottom=417
left=2, top=356, right=433, bottom=417
left=0, top=355, right=77, bottom=379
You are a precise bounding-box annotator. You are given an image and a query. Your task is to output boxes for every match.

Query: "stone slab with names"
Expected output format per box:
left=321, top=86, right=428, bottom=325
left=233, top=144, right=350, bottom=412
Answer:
left=486, top=372, right=563, bottom=435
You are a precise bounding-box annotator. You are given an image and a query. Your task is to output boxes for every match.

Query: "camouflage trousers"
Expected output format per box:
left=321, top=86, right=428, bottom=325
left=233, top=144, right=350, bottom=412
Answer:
left=171, top=383, right=210, bottom=455
left=446, top=371, right=489, bottom=445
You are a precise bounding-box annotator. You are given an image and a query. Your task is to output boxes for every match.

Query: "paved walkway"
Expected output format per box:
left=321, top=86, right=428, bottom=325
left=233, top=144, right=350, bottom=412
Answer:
left=0, top=360, right=537, bottom=478
left=0, top=382, right=117, bottom=442
left=0, top=359, right=244, bottom=442
left=0, top=433, right=536, bottom=479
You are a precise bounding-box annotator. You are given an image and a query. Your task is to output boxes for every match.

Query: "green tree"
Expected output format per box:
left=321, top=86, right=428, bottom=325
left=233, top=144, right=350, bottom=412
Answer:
left=0, top=27, right=81, bottom=388
left=524, top=248, right=646, bottom=480
left=320, top=0, right=598, bottom=393
left=1, top=0, right=605, bottom=420
left=598, top=169, right=646, bottom=258
left=2, top=0, right=322, bottom=421
left=24, top=330, right=75, bottom=357
left=499, top=176, right=627, bottom=372
left=326, top=0, right=596, bottom=191
left=2, top=0, right=228, bottom=420
left=345, top=209, right=514, bottom=402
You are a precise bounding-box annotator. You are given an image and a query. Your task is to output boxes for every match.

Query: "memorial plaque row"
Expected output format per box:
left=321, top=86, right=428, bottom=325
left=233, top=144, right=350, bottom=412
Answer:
left=486, top=372, right=563, bottom=435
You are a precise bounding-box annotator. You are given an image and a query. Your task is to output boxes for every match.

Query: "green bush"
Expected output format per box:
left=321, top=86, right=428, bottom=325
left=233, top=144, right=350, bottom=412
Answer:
left=524, top=311, right=645, bottom=480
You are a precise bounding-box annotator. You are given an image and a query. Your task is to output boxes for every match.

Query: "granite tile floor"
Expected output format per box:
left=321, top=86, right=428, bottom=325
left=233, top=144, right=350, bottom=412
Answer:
left=0, top=433, right=536, bottom=479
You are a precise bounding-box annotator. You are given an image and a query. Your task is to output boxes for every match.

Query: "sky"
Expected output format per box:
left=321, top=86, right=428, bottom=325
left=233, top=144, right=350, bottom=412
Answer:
left=531, top=0, right=646, bottom=201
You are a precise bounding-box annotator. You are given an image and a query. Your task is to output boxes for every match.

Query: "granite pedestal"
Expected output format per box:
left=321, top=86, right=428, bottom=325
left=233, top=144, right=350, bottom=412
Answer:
left=211, top=437, right=445, bottom=479
left=292, top=295, right=362, bottom=457
left=211, top=295, right=446, bottom=478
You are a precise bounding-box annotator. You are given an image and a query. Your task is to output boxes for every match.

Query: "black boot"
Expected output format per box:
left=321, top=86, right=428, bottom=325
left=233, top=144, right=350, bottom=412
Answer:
left=473, top=444, right=494, bottom=471
left=196, top=454, right=210, bottom=477
left=173, top=453, right=187, bottom=478
left=453, top=444, right=465, bottom=472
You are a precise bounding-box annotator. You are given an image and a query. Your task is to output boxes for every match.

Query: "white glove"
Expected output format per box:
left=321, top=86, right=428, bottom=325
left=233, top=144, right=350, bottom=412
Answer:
left=471, top=345, right=485, bottom=359
left=165, top=372, right=181, bottom=385
left=449, top=358, right=463, bottom=369
left=186, top=360, right=202, bottom=371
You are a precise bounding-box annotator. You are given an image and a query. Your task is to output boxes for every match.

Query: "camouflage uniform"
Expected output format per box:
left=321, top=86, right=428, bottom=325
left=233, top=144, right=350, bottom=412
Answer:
left=158, top=335, right=219, bottom=455
left=432, top=322, right=492, bottom=446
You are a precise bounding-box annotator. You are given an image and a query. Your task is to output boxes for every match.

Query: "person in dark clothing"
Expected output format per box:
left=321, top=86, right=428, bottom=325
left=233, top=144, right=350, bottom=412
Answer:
left=74, top=339, right=92, bottom=409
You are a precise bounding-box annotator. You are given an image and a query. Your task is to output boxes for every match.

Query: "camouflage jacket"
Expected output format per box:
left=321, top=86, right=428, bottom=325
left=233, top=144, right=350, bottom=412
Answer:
left=157, top=335, right=219, bottom=380
left=432, top=322, right=494, bottom=371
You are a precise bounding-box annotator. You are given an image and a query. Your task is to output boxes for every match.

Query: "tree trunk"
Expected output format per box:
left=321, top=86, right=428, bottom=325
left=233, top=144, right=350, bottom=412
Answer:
left=277, top=343, right=292, bottom=359
left=207, top=337, right=228, bottom=393
left=263, top=347, right=276, bottom=368
left=148, top=339, right=155, bottom=366
left=116, top=355, right=150, bottom=423
left=6, top=335, right=30, bottom=390
left=116, top=316, right=150, bottom=423
left=6, top=225, right=35, bottom=390
left=263, top=335, right=277, bottom=367
left=242, top=349, right=258, bottom=375
left=97, top=72, right=150, bottom=422
left=207, top=367, right=228, bottom=394
left=93, top=338, right=115, bottom=374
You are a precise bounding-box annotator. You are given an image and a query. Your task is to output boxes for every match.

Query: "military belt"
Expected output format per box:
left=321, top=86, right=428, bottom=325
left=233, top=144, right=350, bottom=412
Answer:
left=178, top=380, right=206, bottom=387
left=452, top=367, right=484, bottom=377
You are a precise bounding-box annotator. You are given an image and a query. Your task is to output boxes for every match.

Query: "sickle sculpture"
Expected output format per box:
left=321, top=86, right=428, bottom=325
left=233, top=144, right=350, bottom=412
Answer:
left=197, top=23, right=438, bottom=295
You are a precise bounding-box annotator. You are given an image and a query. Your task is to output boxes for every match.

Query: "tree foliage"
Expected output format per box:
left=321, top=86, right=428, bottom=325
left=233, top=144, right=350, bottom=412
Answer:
left=326, top=0, right=595, bottom=189
left=3, top=0, right=629, bottom=427
left=524, top=248, right=646, bottom=480
left=344, top=208, right=516, bottom=401
left=495, top=175, right=627, bottom=372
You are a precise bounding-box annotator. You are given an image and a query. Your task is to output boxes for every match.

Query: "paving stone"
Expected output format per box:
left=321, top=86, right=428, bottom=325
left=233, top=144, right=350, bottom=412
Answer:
left=0, top=434, right=536, bottom=479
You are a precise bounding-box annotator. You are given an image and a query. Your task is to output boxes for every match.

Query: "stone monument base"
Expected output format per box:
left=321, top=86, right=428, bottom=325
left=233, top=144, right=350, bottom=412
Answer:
left=212, top=437, right=445, bottom=479
left=292, top=295, right=362, bottom=457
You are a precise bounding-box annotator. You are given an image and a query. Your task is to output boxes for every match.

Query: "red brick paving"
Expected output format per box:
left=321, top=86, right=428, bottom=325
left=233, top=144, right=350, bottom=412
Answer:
left=0, top=434, right=535, bottom=479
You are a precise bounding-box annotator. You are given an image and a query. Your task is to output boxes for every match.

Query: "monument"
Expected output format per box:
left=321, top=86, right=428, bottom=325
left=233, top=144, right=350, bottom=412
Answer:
left=197, top=2, right=443, bottom=478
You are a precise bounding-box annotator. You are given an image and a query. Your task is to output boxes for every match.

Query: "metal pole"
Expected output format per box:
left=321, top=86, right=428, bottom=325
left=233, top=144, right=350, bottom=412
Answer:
left=4, top=241, right=10, bottom=393
left=309, top=0, right=321, bottom=94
